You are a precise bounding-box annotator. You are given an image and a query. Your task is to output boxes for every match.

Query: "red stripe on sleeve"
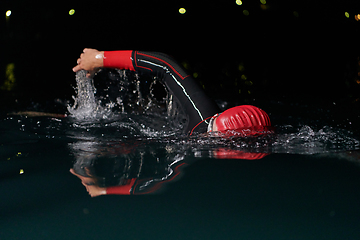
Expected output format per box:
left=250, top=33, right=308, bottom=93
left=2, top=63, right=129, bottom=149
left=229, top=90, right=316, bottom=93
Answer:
left=137, top=52, right=187, bottom=80
left=106, top=178, right=137, bottom=195
left=103, top=50, right=135, bottom=71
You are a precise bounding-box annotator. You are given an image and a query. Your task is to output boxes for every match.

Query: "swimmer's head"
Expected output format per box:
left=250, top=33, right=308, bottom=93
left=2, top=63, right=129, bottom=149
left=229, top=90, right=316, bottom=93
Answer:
left=208, top=105, right=271, bottom=134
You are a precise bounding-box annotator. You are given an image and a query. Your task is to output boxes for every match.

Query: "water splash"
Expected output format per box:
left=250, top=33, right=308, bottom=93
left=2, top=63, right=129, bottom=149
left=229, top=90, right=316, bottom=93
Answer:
left=65, top=70, right=359, bottom=157
left=67, top=69, right=186, bottom=135
left=173, top=124, right=360, bottom=157
left=67, top=70, right=114, bottom=121
left=272, top=125, right=360, bottom=154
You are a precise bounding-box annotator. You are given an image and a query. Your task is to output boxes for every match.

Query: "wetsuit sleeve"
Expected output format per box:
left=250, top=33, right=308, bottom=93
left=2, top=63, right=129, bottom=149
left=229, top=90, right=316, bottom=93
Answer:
left=103, top=50, right=220, bottom=134
left=105, top=178, right=137, bottom=195
left=103, top=51, right=135, bottom=71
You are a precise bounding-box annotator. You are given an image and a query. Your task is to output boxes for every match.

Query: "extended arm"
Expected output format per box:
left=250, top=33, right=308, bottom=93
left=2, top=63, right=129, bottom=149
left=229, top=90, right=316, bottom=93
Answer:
left=73, top=48, right=220, bottom=133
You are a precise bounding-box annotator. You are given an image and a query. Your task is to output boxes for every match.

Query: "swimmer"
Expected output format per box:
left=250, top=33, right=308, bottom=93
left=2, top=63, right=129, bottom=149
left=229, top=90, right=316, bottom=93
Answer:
left=73, top=48, right=272, bottom=135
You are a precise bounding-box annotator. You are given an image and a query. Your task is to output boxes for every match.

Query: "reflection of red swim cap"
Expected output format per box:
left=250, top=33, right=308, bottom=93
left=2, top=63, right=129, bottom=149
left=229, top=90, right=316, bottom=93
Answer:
left=214, top=148, right=269, bottom=160
left=214, top=105, right=271, bottom=132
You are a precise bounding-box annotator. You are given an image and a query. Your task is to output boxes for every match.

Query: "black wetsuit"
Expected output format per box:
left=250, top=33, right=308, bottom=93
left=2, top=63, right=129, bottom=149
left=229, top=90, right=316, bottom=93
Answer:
left=104, top=50, right=220, bottom=134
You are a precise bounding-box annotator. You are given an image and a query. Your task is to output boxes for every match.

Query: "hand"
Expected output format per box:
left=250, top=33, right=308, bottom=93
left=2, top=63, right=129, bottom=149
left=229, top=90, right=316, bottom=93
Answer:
left=70, top=168, right=96, bottom=186
left=70, top=168, right=106, bottom=197
left=82, top=183, right=107, bottom=197
left=72, top=48, right=104, bottom=77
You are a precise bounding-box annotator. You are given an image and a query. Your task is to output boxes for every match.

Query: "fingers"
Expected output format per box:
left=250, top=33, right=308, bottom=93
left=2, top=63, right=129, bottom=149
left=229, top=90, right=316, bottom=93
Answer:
left=83, top=48, right=97, bottom=53
left=72, top=48, right=98, bottom=73
left=86, top=68, right=99, bottom=78
left=72, top=56, right=81, bottom=72
left=70, top=168, right=84, bottom=178
left=86, top=70, right=95, bottom=78
left=84, top=167, right=93, bottom=177
left=72, top=64, right=82, bottom=72
left=72, top=57, right=83, bottom=72
left=72, top=65, right=93, bottom=77
left=69, top=168, right=77, bottom=176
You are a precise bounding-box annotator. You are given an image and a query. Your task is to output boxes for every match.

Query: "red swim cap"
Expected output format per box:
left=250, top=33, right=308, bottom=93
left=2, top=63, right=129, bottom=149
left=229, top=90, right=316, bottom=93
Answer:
left=213, top=105, right=271, bottom=132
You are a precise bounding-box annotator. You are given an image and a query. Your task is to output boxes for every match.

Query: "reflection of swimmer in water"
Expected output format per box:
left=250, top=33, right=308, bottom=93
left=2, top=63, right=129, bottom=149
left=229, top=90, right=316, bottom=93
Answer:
left=69, top=49, right=273, bottom=196
left=69, top=141, right=191, bottom=196
left=68, top=140, right=269, bottom=197
left=73, top=48, right=272, bottom=135
left=69, top=162, right=188, bottom=197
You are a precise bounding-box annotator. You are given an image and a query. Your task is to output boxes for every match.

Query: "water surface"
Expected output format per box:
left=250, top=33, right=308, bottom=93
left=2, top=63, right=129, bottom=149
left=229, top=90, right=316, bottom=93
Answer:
left=1, top=70, right=360, bottom=239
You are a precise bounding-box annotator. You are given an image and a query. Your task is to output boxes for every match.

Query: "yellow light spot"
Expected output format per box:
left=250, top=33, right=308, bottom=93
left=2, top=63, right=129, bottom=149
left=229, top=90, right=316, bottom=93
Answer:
left=179, top=8, right=186, bottom=14
left=238, top=64, right=245, bottom=71
left=182, top=62, right=189, bottom=69
left=6, top=10, right=11, bottom=17
left=20, top=169, right=24, bottom=174
left=69, top=9, right=75, bottom=16
left=243, top=10, right=249, bottom=16
left=355, top=14, right=360, bottom=21
left=345, top=12, right=350, bottom=18
left=260, top=0, right=266, bottom=4
left=236, top=0, right=243, bottom=5
left=241, top=74, right=247, bottom=80
left=1, top=63, right=16, bottom=91
left=17, top=152, right=22, bottom=156
left=193, top=72, right=199, bottom=78
left=245, top=80, right=253, bottom=86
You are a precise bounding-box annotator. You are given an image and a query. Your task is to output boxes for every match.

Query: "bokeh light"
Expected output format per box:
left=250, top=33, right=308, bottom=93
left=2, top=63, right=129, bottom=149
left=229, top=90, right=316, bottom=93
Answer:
left=6, top=10, right=11, bottom=17
left=345, top=12, right=350, bottom=18
left=238, top=64, right=245, bottom=72
left=69, top=9, right=75, bottom=16
left=243, top=10, right=249, bottom=16
left=1, top=63, right=16, bottom=91
left=236, top=0, right=243, bottom=6
left=179, top=8, right=186, bottom=14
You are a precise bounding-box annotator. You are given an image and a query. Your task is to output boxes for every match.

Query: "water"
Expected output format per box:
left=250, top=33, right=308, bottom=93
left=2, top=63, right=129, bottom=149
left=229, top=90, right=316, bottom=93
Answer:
left=1, top=70, right=360, bottom=239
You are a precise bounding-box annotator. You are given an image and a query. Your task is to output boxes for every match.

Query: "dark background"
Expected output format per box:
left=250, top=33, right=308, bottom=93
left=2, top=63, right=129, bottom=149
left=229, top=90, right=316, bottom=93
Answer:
left=1, top=0, right=360, bottom=111
left=2, top=3, right=360, bottom=239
